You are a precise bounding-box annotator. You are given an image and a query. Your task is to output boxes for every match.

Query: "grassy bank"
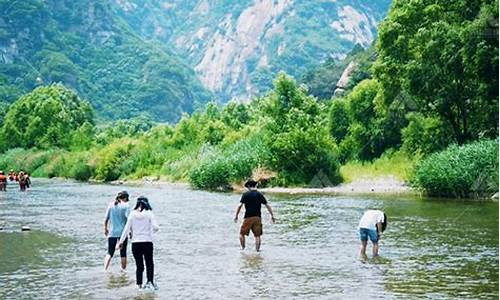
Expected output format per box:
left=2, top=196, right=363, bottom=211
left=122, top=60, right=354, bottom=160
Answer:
left=340, top=151, right=417, bottom=183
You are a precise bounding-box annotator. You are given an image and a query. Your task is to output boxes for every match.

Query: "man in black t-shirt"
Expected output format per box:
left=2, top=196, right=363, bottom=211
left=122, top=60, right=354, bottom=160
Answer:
left=234, top=179, right=275, bottom=251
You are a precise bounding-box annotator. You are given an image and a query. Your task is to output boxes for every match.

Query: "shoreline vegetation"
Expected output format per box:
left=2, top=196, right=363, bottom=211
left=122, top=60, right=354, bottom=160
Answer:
left=0, top=1, right=497, bottom=200
left=108, top=175, right=414, bottom=197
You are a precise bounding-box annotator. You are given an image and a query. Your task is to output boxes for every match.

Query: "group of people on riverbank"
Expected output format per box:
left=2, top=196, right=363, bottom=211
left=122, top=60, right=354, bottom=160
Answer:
left=0, top=169, right=31, bottom=191
left=103, top=179, right=387, bottom=292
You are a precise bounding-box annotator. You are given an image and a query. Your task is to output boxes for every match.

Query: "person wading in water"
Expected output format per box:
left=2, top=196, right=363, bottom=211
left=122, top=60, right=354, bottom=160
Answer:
left=8, top=169, right=16, bottom=182
left=104, top=191, right=131, bottom=271
left=234, top=179, right=275, bottom=252
left=0, top=171, right=7, bottom=191
left=25, top=173, right=31, bottom=189
left=18, top=171, right=27, bottom=191
left=119, top=197, right=159, bottom=291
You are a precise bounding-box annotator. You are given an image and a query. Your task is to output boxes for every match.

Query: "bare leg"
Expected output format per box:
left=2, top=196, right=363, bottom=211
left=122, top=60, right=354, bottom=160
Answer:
left=255, top=236, right=261, bottom=252
left=372, top=243, right=379, bottom=257
left=120, top=257, right=127, bottom=270
left=239, top=234, right=246, bottom=250
left=104, top=254, right=112, bottom=270
left=360, top=240, right=368, bottom=256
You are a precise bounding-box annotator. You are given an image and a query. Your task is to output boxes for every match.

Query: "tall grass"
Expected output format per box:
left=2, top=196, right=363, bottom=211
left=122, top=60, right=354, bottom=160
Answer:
left=412, top=139, right=498, bottom=198
left=189, top=135, right=271, bottom=190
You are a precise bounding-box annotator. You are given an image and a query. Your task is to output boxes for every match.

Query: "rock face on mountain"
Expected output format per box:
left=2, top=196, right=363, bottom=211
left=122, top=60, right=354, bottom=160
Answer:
left=334, top=61, right=357, bottom=96
left=115, top=0, right=391, bottom=100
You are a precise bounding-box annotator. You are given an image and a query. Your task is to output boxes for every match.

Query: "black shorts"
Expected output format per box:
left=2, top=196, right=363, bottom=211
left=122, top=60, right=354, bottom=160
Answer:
left=108, top=237, right=127, bottom=257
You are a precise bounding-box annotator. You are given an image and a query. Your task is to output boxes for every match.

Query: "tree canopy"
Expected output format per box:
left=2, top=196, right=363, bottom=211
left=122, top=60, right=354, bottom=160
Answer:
left=0, top=84, right=93, bottom=150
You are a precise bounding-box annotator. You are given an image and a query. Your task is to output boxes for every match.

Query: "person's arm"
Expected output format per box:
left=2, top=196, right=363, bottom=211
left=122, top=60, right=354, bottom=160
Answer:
left=151, top=212, right=159, bottom=233
left=376, top=212, right=384, bottom=239
left=104, top=219, right=109, bottom=237
left=234, top=203, right=243, bottom=222
left=104, top=205, right=110, bottom=237
left=265, top=204, right=275, bottom=223
left=118, top=214, right=132, bottom=248
left=376, top=222, right=383, bottom=239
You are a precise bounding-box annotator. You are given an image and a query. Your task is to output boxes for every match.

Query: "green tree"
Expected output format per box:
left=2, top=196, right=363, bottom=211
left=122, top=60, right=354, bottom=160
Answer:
left=0, top=84, right=93, bottom=150
left=221, top=101, right=250, bottom=129
left=263, top=73, right=341, bottom=185
left=401, top=113, right=453, bottom=156
left=328, top=99, right=350, bottom=142
left=374, top=0, right=499, bottom=144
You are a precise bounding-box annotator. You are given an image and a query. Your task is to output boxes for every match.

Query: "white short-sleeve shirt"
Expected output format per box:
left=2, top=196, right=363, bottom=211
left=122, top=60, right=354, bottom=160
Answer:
left=358, top=210, right=385, bottom=230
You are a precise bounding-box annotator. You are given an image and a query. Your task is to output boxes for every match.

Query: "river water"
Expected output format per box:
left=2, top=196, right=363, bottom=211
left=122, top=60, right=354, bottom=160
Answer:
left=0, top=179, right=497, bottom=299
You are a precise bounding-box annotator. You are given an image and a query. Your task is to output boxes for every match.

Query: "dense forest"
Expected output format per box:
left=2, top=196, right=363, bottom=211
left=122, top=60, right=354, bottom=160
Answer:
left=0, top=0, right=498, bottom=198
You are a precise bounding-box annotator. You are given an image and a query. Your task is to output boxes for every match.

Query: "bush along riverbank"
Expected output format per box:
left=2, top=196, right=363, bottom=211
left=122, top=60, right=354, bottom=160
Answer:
left=412, top=140, right=499, bottom=199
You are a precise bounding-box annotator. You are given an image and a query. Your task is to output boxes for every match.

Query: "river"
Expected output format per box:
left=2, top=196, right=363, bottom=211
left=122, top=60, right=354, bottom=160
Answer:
left=0, top=179, right=497, bottom=299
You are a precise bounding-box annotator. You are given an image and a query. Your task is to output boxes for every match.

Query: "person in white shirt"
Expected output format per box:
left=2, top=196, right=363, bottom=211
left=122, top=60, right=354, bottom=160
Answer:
left=118, top=196, right=159, bottom=290
left=358, top=209, right=387, bottom=257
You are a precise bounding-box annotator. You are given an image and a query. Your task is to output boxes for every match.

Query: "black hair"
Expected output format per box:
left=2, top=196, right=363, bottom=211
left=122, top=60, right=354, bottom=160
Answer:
left=115, top=191, right=129, bottom=205
left=381, top=213, right=388, bottom=232
left=134, top=196, right=152, bottom=211
left=244, top=179, right=258, bottom=188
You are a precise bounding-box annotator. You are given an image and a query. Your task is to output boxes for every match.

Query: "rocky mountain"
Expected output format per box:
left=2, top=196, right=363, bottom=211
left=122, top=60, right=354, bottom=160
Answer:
left=0, top=0, right=211, bottom=121
left=114, top=0, right=391, bottom=100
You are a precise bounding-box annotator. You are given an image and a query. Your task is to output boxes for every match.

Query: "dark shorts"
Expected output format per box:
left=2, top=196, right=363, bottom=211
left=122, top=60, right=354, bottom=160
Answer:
left=240, top=216, right=263, bottom=237
left=359, top=228, right=379, bottom=243
left=108, top=237, right=127, bottom=257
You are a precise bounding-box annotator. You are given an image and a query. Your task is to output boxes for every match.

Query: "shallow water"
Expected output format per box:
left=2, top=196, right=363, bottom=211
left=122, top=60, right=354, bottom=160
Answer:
left=0, top=179, right=497, bottom=299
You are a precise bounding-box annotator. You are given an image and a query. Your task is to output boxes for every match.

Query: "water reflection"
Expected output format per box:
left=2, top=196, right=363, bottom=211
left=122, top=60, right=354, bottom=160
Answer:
left=106, top=273, right=133, bottom=289
left=240, top=252, right=264, bottom=270
left=0, top=180, right=497, bottom=299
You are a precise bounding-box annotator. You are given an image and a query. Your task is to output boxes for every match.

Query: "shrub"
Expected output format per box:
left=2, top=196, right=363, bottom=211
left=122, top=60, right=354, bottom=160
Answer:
left=189, top=136, right=270, bottom=190
left=66, top=152, right=95, bottom=181
left=267, top=125, right=341, bottom=186
left=94, top=139, right=135, bottom=181
left=412, top=139, right=499, bottom=198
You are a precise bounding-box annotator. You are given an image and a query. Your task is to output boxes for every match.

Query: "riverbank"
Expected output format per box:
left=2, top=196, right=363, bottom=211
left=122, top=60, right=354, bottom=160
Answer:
left=108, top=175, right=414, bottom=197
left=260, top=175, right=413, bottom=196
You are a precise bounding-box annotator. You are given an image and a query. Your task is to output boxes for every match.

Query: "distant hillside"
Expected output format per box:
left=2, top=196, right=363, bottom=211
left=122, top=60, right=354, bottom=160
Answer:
left=0, top=0, right=212, bottom=121
left=114, top=0, right=391, bottom=100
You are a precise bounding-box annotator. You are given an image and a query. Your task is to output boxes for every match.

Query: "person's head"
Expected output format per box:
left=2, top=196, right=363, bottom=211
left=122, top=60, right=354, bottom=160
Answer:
left=244, top=179, right=258, bottom=190
left=381, top=213, right=388, bottom=232
left=117, top=190, right=129, bottom=202
left=0, top=171, right=3, bottom=175
left=134, top=196, right=152, bottom=211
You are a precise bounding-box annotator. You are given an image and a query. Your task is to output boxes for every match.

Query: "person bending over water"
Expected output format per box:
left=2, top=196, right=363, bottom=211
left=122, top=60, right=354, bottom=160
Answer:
left=234, top=179, right=275, bottom=252
left=119, top=197, right=159, bottom=291
left=104, top=191, right=130, bottom=271
left=358, top=210, right=387, bottom=257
